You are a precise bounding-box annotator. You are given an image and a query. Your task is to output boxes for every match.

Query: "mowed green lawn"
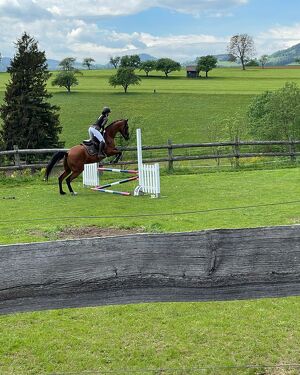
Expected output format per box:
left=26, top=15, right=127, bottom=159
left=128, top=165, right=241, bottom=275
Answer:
left=1, top=298, right=300, bottom=374
left=1, top=168, right=300, bottom=374
left=0, top=168, right=299, bottom=244
left=1, top=68, right=300, bottom=374
left=1, top=67, right=300, bottom=146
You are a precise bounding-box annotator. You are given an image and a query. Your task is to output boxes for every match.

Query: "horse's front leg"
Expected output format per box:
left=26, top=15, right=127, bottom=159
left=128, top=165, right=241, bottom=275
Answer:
left=107, top=148, right=123, bottom=164
left=111, top=152, right=123, bottom=164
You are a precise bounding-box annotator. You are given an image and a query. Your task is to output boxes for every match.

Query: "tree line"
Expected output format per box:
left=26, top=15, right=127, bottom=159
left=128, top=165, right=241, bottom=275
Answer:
left=1, top=32, right=300, bottom=153
left=51, top=55, right=220, bottom=94
left=3, top=32, right=298, bottom=96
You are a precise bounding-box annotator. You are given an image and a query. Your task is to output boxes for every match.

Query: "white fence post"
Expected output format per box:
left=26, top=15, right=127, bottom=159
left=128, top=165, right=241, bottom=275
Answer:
left=154, top=163, right=160, bottom=197
left=137, top=128, right=144, bottom=188
left=83, top=163, right=99, bottom=187
left=134, top=129, right=160, bottom=198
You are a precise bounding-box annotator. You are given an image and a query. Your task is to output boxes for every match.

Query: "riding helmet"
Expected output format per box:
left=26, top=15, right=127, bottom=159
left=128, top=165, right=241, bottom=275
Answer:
left=102, top=106, right=111, bottom=114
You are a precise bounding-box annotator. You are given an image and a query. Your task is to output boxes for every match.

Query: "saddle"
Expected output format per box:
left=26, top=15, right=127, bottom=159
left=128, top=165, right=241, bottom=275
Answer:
left=82, top=137, right=99, bottom=156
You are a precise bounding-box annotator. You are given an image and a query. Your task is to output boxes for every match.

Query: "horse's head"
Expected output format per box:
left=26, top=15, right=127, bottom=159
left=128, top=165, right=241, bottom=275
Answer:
left=119, top=119, right=130, bottom=141
left=105, top=119, right=130, bottom=141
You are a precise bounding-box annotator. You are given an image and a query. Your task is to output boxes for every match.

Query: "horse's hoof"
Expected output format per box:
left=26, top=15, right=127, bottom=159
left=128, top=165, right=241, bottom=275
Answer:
left=60, top=191, right=66, bottom=195
left=71, top=192, right=78, bottom=196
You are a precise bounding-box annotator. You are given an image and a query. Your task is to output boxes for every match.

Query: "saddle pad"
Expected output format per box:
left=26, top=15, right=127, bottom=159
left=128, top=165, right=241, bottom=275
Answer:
left=81, top=142, right=98, bottom=156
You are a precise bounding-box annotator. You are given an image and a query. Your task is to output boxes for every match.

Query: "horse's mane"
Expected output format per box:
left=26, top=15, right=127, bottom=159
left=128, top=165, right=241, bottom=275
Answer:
left=105, top=119, right=125, bottom=130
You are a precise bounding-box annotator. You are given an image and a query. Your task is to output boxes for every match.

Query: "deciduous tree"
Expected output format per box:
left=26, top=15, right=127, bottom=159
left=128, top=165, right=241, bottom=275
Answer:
left=82, top=57, right=95, bottom=70
left=59, top=57, right=77, bottom=71
left=155, top=58, right=181, bottom=77
left=120, top=55, right=141, bottom=69
left=227, top=34, right=255, bottom=70
left=139, top=60, right=156, bottom=76
left=109, top=56, right=121, bottom=69
left=196, top=55, right=217, bottom=78
left=246, top=59, right=259, bottom=67
left=247, top=82, right=300, bottom=140
left=109, top=67, right=141, bottom=93
left=259, top=55, right=268, bottom=68
left=52, top=71, right=79, bottom=93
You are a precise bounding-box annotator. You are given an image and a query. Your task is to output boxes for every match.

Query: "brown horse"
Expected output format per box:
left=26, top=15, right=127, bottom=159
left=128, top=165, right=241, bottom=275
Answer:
left=45, top=119, right=129, bottom=195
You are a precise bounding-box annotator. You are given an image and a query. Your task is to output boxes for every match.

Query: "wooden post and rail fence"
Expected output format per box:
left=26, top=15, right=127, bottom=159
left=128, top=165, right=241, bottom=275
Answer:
left=0, top=139, right=299, bottom=172
left=1, top=225, right=300, bottom=314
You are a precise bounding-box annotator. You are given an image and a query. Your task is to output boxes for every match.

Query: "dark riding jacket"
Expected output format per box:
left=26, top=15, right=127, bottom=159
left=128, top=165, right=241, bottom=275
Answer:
left=92, top=114, right=108, bottom=132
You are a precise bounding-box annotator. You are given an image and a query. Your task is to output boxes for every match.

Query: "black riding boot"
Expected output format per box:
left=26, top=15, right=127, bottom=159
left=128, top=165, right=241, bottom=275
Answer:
left=98, top=141, right=107, bottom=158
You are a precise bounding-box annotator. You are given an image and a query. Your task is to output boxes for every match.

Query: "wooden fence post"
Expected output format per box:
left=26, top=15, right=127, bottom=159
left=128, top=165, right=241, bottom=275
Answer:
left=1, top=139, right=300, bottom=173
left=289, top=137, right=296, bottom=163
left=13, top=145, right=21, bottom=168
left=234, top=136, right=240, bottom=168
left=167, top=139, right=174, bottom=172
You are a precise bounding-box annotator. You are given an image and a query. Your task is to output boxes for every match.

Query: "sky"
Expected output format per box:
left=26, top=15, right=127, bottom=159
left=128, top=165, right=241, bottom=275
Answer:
left=0, top=0, right=300, bottom=64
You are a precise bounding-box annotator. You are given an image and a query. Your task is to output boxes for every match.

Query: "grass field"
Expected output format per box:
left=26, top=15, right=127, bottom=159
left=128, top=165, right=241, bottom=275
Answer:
left=1, top=167, right=300, bottom=374
left=0, top=167, right=299, bottom=244
left=1, top=67, right=300, bottom=374
left=1, top=298, right=300, bottom=374
left=1, top=67, right=300, bottom=146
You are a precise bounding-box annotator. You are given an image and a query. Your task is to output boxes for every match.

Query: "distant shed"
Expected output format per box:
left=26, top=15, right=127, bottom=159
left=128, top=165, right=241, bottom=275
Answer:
left=186, top=65, right=198, bottom=78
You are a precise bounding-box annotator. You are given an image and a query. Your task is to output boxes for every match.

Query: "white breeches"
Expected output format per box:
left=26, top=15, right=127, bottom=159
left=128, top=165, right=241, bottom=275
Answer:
left=88, top=127, right=104, bottom=143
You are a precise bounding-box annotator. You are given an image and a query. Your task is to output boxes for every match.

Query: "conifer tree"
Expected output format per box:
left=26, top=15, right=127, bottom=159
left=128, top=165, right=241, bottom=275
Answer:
left=0, top=33, right=63, bottom=150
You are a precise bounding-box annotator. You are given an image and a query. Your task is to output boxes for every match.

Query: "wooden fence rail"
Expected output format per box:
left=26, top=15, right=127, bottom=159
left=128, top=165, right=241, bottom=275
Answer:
left=0, top=139, right=299, bottom=172
left=1, top=225, right=300, bottom=314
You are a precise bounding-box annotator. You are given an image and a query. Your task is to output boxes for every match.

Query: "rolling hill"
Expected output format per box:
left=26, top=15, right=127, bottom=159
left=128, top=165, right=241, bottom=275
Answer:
left=267, top=43, right=300, bottom=66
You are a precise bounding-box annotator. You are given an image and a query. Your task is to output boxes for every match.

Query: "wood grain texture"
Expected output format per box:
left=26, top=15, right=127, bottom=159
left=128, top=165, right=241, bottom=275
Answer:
left=1, top=225, right=300, bottom=314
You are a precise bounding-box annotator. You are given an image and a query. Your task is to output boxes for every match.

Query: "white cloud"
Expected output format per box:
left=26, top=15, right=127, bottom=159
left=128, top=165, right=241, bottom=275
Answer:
left=0, top=0, right=248, bottom=18
left=129, top=32, right=228, bottom=60
left=158, top=0, right=248, bottom=17
left=2, top=0, right=299, bottom=64
left=0, top=1, right=236, bottom=63
left=0, top=0, right=51, bottom=20
left=64, top=28, right=228, bottom=62
left=256, top=24, right=300, bottom=55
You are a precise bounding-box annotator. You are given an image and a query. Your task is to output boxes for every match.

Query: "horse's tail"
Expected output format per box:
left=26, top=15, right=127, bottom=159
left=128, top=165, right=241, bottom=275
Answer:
left=45, top=151, right=67, bottom=181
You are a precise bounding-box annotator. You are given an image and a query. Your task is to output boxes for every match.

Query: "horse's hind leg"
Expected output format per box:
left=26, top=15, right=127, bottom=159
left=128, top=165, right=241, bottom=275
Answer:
left=66, top=171, right=82, bottom=195
left=58, top=169, right=71, bottom=195
left=58, top=160, right=71, bottom=195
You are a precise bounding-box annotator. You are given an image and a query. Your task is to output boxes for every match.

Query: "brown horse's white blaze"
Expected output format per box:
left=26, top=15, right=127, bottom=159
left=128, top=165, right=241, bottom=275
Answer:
left=45, top=119, right=129, bottom=195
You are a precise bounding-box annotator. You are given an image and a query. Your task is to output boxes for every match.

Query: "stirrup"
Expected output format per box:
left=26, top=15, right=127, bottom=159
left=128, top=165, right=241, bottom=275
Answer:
left=98, top=148, right=107, bottom=158
left=98, top=142, right=107, bottom=157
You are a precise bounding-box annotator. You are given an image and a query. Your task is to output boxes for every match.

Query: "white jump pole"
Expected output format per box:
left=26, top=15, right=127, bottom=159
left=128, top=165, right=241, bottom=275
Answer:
left=134, top=128, right=144, bottom=196
left=137, top=128, right=144, bottom=188
left=134, top=128, right=160, bottom=198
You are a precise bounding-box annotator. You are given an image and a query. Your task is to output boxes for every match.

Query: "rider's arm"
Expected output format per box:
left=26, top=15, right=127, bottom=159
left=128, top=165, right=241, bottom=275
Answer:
left=102, top=116, right=108, bottom=128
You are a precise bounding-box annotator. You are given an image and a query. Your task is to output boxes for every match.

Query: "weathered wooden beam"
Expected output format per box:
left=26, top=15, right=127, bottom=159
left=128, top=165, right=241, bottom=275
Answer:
left=1, top=225, right=300, bottom=314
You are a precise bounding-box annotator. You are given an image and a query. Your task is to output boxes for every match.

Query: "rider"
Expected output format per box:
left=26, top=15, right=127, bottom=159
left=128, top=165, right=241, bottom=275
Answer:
left=88, top=106, right=111, bottom=157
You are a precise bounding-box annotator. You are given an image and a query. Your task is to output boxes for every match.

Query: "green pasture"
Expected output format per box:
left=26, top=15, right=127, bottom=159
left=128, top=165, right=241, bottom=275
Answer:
left=0, top=167, right=300, bottom=374
left=1, top=68, right=300, bottom=374
left=1, top=67, right=300, bottom=146
left=0, top=167, right=299, bottom=245
left=1, top=298, right=300, bottom=375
